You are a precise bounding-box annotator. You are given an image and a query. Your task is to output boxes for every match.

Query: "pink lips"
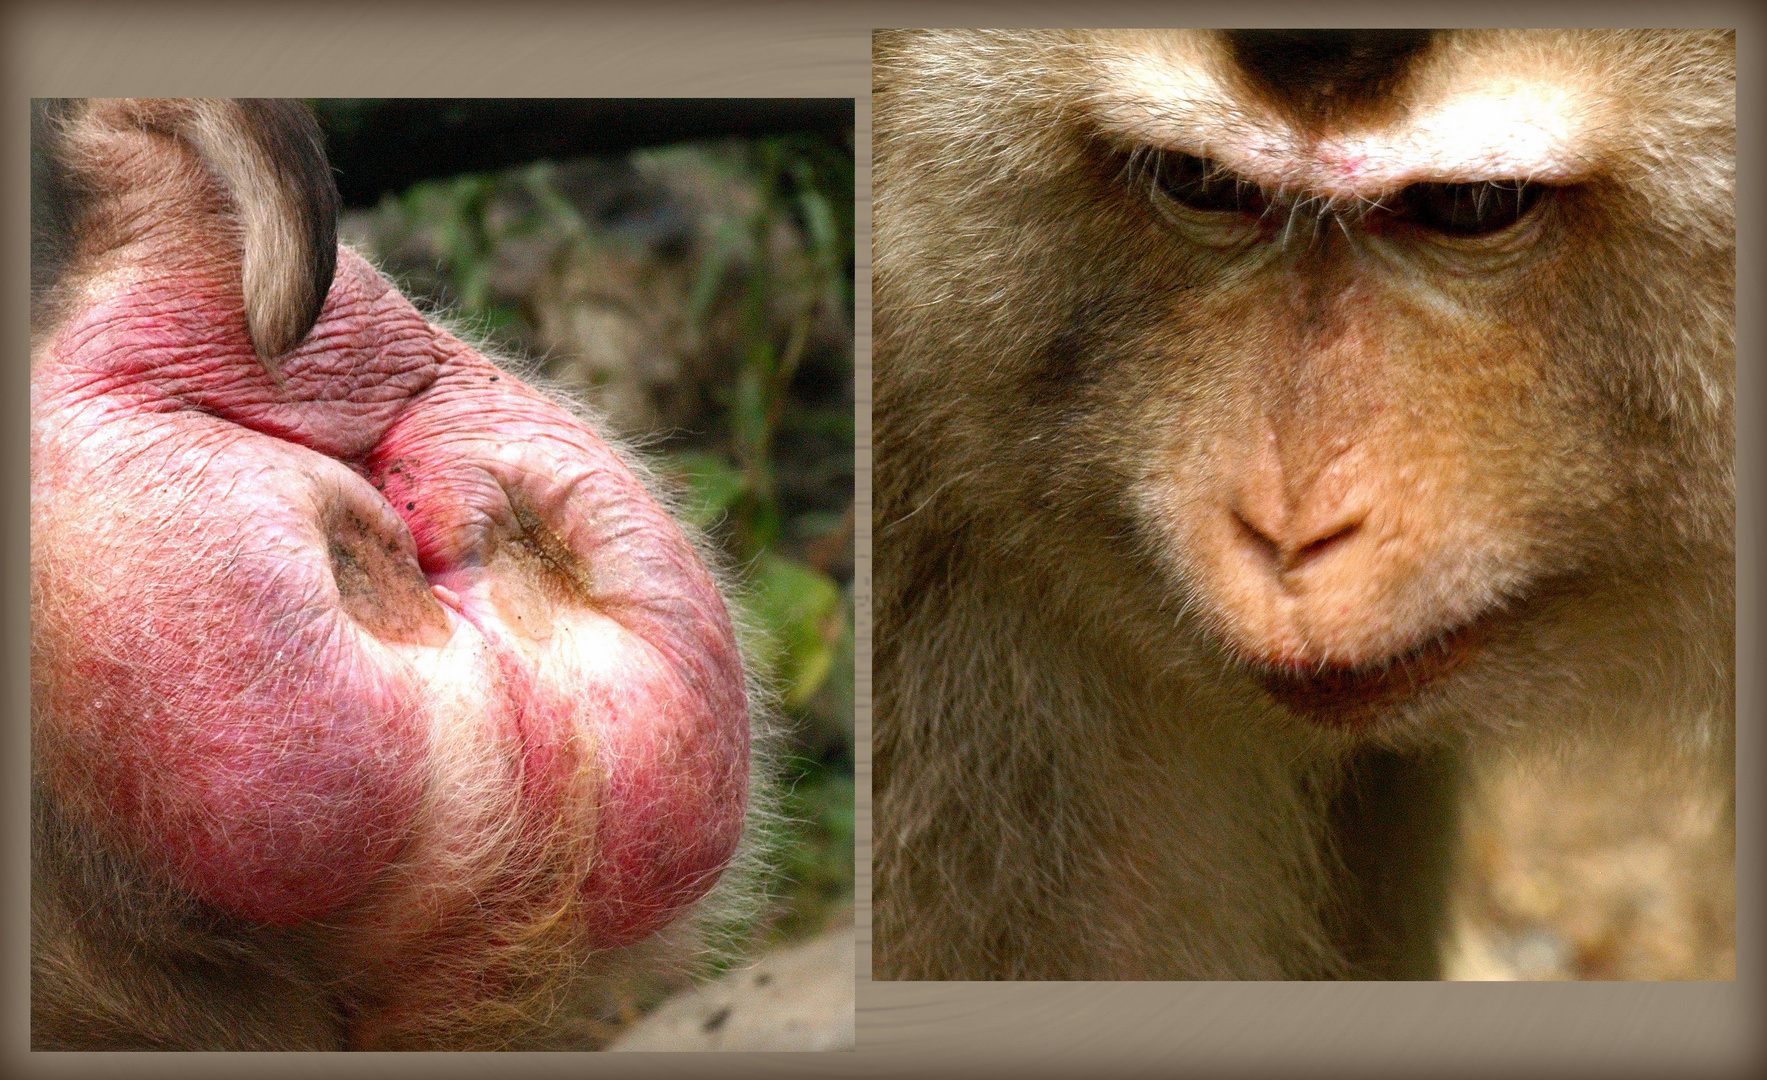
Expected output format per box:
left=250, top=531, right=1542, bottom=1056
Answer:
left=1251, top=617, right=1489, bottom=727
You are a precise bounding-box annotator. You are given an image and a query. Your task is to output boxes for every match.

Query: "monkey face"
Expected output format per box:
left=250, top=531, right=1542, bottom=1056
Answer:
left=874, top=30, right=1733, bottom=735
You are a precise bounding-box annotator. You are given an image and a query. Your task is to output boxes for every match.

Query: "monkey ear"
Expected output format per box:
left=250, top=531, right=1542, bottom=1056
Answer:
left=178, top=99, right=340, bottom=373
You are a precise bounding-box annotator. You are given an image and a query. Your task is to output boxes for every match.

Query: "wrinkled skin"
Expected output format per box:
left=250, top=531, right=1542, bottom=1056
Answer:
left=31, top=100, right=751, bottom=1048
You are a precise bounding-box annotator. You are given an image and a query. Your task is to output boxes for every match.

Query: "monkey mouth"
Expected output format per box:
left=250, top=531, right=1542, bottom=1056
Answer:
left=1249, top=617, right=1491, bottom=727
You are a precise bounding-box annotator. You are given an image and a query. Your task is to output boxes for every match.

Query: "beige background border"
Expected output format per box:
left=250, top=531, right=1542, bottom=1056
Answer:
left=5, top=2, right=1756, bottom=1076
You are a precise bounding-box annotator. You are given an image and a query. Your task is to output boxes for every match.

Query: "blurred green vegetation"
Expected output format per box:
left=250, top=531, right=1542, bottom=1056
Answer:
left=334, top=123, right=854, bottom=949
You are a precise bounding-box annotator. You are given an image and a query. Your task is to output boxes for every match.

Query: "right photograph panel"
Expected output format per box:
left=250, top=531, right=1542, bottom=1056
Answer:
left=869, top=29, right=1735, bottom=981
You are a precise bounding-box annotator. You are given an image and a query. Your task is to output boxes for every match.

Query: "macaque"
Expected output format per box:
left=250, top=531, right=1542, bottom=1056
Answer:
left=31, top=99, right=759, bottom=1048
left=871, top=30, right=1733, bottom=980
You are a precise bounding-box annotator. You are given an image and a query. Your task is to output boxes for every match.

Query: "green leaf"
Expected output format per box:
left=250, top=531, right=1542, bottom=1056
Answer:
left=661, top=451, right=749, bottom=531
left=686, top=216, right=749, bottom=330
left=749, top=552, right=842, bottom=708
left=734, top=350, right=772, bottom=462
left=796, top=187, right=837, bottom=269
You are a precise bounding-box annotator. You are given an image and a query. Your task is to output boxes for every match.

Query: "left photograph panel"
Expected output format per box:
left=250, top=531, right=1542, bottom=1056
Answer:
left=29, top=98, right=855, bottom=1051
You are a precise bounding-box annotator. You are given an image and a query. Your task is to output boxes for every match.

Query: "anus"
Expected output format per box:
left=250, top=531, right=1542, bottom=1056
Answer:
left=30, top=98, right=760, bottom=1048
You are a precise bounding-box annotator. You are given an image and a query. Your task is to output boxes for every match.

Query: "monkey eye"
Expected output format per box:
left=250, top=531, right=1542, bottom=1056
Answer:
left=1392, top=180, right=1541, bottom=236
left=1148, top=151, right=1270, bottom=217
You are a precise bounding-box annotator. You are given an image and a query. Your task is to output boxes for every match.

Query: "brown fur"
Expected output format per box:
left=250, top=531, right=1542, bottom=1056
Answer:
left=871, top=30, right=1733, bottom=980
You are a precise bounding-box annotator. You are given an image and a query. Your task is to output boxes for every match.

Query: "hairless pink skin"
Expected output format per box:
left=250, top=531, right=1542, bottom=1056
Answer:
left=31, top=248, right=748, bottom=948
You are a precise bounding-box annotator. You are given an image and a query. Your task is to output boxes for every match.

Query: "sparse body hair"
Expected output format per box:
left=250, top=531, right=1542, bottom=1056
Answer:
left=31, top=99, right=769, bottom=1047
left=871, top=29, right=1733, bottom=980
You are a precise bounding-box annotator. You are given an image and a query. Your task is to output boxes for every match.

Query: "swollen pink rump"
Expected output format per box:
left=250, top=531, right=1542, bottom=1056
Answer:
left=31, top=250, right=749, bottom=944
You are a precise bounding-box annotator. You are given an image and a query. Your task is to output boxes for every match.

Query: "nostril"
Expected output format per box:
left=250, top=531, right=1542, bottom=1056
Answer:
left=1231, top=509, right=1361, bottom=574
left=1290, top=520, right=1359, bottom=569
left=1232, top=509, right=1283, bottom=566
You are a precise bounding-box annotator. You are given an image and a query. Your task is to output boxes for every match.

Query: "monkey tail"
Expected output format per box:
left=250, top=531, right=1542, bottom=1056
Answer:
left=34, top=98, right=339, bottom=372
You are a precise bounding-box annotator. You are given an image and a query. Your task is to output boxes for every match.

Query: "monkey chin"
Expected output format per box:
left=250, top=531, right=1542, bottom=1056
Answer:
left=1245, top=616, right=1494, bottom=730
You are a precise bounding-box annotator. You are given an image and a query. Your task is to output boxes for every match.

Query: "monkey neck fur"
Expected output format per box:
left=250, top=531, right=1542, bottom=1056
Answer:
left=872, top=507, right=1726, bottom=980
left=875, top=520, right=1375, bottom=980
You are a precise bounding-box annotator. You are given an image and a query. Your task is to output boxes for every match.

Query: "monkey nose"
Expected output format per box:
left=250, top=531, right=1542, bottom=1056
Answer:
left=1231, top=503, right=1363, bottom=574
left=1229, top=449, right=1366, bottom=576
left=1228, top=427, right=1368, bottom=576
